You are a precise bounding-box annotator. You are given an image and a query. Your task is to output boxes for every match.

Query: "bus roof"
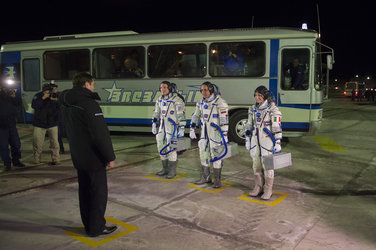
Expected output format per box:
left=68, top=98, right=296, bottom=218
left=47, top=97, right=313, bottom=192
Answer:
left=1, top=27, right=318, bottom=52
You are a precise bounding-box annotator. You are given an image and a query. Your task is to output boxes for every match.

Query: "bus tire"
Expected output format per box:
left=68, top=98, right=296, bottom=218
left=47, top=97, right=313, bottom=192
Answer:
left=228, top=110, right=248, bottom=145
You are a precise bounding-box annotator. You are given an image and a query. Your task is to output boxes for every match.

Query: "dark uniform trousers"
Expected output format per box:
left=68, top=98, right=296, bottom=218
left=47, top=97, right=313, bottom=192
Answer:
left=0, top=126, right=21, bottom=166
left=77, top=167, right=108, bottom=235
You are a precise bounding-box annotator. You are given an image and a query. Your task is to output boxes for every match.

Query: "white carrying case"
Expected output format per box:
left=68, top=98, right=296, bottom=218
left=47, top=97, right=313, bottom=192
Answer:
left=262, top=152, right=292, bottom=170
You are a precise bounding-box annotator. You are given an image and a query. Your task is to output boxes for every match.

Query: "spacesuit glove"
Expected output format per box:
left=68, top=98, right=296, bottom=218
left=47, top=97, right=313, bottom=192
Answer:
left=189, top=128, right=197, bottom=139
left=273, top=140, right=281, bottom=153
left=178, top=126, right=185, bottom=138
left=223, top=135, right=228, bottom=143
left=152, top=123, right=157, bottom=135
left=244, top=130, right=251, bottom=137
left=245, top=137, right=251, bottom=150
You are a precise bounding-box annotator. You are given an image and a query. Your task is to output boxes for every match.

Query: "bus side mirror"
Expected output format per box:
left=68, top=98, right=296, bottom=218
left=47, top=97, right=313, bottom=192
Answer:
left=327, top=55, right=334, bottom=70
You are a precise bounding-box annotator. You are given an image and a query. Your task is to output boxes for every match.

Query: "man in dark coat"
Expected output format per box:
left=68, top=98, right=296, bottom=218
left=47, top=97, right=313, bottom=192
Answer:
left=0, top=86, right=25, bottom=171
left=59, top=72, right=117, bottom=237
left=31, top=83, right=60, bottom=165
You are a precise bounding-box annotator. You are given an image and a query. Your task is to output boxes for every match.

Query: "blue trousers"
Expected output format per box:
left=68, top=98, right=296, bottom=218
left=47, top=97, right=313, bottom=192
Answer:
left=0, top=126, right=21, bottom=166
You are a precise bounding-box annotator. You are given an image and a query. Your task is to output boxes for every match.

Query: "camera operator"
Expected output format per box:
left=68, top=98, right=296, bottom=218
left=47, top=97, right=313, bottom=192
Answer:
left=31, top=83, right=60, bottom=165
left=0, top=86, right=25, bottom=171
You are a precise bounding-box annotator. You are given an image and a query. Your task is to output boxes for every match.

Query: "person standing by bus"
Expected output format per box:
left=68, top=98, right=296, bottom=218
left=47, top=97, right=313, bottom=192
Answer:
left=189, top=82, right=229, bottom=188
left=0, top=86, right=25, bottom=171
left=59, top=72, right=117, bottom=237
left=152, top=81, right=186, bottom=179
left=244, top=85, right=282, bottom=200
left=31, top=83, right=60, bottom=165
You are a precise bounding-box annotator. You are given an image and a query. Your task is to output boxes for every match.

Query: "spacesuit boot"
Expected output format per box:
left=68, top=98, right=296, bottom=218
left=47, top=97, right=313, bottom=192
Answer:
left=166, top=161, right=177, bottom=179
left=249, top=173, right=264, bottom=197
left=156, top=159, right=169, bottom=176
left=195, top=166, right=211, bottom=185
left=261, top=177, right=274, bottom=200
left=213, top=168, right=222, bottom=188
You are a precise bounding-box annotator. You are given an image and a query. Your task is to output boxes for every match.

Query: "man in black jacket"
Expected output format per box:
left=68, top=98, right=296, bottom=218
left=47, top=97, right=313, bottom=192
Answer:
left=59, top=72, right=117, bottom=237
left=0, top=87, right=25, bottom=171
left=31, top=83, right=60, bottom=165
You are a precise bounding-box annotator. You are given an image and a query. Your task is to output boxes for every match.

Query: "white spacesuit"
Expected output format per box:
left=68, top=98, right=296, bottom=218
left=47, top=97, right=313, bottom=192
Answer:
left=190, top=82, right=228, bottom=188
left=152, top=82, right=185, bottom=179
left=245, top=86, right=282, bottom=200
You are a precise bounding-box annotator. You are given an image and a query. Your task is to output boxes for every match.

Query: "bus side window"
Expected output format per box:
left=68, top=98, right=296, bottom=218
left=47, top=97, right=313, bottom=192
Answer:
left=93, top=47, right=145, bottom=79
left=281, top=49, right=310, bottom=90
left=44, top=49, right=90, bottom=80
left=148, top=44, right=206, bottom=78
left=209, top=42, right=265, bottom=77
left=23, top=59, right=40, bottom=91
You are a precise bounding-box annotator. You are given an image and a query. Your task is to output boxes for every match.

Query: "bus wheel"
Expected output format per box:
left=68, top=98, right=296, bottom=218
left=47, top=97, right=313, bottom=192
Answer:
left=228, top=110, right=248, bottom=145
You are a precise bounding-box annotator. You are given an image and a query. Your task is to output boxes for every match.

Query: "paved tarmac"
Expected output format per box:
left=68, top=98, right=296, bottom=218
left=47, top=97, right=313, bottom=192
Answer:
left=0, top=97, right=375, bottom=250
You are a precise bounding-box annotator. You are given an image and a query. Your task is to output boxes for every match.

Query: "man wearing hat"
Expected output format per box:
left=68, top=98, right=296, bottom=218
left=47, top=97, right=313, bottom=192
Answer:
left=31, top=83, right=60, bottom=165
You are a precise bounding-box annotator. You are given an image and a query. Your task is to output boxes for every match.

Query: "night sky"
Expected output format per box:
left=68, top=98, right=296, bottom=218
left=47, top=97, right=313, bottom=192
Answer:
left=1, top=0, right=374, bottom=81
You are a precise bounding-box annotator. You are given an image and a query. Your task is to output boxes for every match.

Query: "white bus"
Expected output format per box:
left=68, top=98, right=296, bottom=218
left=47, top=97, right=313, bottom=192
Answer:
left=0, top=28, right=334, bottom=143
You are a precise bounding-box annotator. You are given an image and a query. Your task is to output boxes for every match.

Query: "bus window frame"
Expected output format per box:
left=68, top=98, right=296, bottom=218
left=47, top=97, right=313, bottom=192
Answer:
left=43, top=49, right=90, bottom=81
left=93, top=46, right=146, bottom=79
left=280, top=48, right=311, bottom=91
left=22, top=58, right=40, bottom=91
left=209, top=41, right=266, bottom=77
left=147, top=43, right=207, bottom=78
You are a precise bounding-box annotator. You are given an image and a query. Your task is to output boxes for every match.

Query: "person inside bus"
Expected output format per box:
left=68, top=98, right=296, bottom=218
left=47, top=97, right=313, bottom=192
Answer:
left=244, top=85, right=282, bottom=200
left=165, top=53, right=183, bottom=77
left=221, top=45, right=244, bottom=75
left=110, top=54, right=122, bottom=78
left=152, top=81, right=185, bottom=179
left=120, top=57, right=143, bottom=78
left=286, top=58, right=305, bottom=90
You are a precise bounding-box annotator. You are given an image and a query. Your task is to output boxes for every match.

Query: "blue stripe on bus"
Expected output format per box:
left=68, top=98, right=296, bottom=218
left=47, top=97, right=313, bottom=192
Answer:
left=105, top=118, right=151, bottom=124
left=282, top=122, right=310, bottom=129
left=270, top=39, right=279, bottom=78
left=269, top=39, right=279, bottom=103
left=278, top=103, right=322, bottom=109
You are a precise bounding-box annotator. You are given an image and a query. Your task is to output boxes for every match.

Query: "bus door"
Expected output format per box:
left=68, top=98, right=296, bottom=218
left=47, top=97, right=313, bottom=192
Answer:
left=278, top=48, right=312, bottom=105
left=278, top=47, right=312, bottom=132
left=20, top=51, right=42, bottom=122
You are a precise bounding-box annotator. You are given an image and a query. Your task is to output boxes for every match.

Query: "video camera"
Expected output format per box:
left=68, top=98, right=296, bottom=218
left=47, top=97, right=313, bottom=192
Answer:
left=42, top=83, right=58, bottom=98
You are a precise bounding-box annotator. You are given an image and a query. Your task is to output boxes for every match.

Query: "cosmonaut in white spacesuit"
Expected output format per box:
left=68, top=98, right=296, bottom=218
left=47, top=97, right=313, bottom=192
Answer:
left=152, top=81, right=186, bottom=179
left=244, top=85, right=282, bottom=200
left=190, top=82, right=229, bottom=188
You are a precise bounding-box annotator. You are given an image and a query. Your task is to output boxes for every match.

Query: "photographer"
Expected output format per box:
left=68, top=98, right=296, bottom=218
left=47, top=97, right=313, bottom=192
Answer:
left=0, top=86, right=25, bottom=171
left=31, top=83, right=60, bottom=165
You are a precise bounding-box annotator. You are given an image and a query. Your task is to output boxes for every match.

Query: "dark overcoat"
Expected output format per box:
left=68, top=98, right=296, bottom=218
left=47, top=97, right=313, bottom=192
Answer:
left=59, top=87, right=115, bottom=171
